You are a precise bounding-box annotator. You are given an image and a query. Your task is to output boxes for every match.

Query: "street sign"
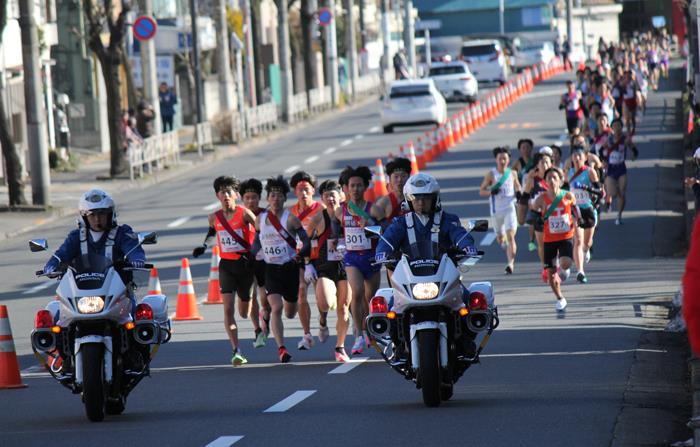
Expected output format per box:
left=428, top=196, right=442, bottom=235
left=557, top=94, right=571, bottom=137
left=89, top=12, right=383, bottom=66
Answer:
left=415, top=19, right=442, bottom=31
left=317, top=7, right=332, bottom=27
left=133, top=16, right=158, bottom=41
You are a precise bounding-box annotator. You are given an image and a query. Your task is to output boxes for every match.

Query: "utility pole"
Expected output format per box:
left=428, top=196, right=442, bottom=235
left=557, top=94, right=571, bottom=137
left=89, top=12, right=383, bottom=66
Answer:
left=380, top=0, right=390, bottom=86
left=19, top=0, right=51, bottom=206
left=189, top=0, right=204, bottom=124
left=345, top=0, right=357, bottom=99
left=358, top=0, right=366, bottom=75
left=141, top=0, right=161, bottom=134
left=215, top=0, right=235, bottom=111
left=325, top=0, right=339, bottom=106
left=242, top=0, right=257, bottom=107
left=499, top=0, right=505, bottom=35
left=277, top=0, right=293, bottom=122
left=231, top=34, right=247, bottom=139
left=403, top=0, right=415, bottom=77
left=566, top=0, right=573, bottom=55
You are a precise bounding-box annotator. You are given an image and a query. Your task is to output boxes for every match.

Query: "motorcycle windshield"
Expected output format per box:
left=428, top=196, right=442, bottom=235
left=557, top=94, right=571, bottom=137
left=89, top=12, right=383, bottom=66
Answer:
left=407, top=238, right=440, bottom=277
left=71, top=253, right=112, bottom=290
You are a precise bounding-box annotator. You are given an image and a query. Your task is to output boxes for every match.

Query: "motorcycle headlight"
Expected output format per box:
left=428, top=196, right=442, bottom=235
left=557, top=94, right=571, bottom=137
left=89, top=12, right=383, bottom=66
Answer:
left=412, top=283, right=440, bottom=300
left=77, top=296, right=105, bottom=314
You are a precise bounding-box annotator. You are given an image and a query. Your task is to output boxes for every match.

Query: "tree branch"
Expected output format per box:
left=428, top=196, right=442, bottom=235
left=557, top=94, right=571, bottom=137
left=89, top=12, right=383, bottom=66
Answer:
left=84, top=0, right=107, bottom=61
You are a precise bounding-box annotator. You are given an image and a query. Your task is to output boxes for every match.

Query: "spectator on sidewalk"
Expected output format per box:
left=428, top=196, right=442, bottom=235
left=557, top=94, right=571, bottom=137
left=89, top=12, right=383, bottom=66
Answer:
left=136, top=99, right=155, bottom=139
left=685, top=147, right=700, bottom=215
left=159, top=82, right=177, bottom=132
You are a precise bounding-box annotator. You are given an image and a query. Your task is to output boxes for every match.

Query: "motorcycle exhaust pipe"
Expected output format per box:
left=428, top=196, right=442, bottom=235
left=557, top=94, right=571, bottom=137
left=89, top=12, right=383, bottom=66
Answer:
left=133, top=322, right=159, bottom=345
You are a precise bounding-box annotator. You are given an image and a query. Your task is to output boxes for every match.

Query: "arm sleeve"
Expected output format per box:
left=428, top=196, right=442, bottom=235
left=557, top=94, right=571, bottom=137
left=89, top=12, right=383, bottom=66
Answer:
left=444, top=215, right=475, bottom=250
left=119, top=225, right=146, bottom=263
left=375, top=218, right=406, bottom=261
left=295, top=227, right=311, bottom=258
left=203, top=226, right=216, bottom=246
left=45, top=230, right=80, bottom=270
left=251, top=232, right=261, bottom=256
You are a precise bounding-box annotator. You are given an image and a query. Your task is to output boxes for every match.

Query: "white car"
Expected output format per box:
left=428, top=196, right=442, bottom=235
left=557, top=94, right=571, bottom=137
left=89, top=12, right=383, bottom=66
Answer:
left=380, top=79, right=447, bottom=134
left=427, top=61, right=479, bottom=102
left=460, top=39, right=509, bottom=84
left=516, top=41, right=555, bottom=68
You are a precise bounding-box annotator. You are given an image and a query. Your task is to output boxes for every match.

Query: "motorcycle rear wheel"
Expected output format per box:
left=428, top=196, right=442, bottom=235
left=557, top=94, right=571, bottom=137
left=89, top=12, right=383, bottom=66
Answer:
left=82, top=344, right=106, bottom=422
left=418, top=330, right=441, bottom=407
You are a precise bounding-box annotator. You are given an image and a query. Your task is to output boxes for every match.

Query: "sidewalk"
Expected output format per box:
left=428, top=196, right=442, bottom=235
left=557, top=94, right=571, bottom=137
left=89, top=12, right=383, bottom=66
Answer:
left=0, top=96, right=378, bottom=242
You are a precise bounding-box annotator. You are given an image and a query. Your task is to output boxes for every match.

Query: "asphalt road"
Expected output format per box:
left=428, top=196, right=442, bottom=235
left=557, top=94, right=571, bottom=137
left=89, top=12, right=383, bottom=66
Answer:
left=0, top=74, right=687, bottom=447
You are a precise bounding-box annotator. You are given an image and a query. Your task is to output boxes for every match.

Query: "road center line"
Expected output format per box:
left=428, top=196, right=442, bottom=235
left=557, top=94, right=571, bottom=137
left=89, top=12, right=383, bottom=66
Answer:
left=480, top=232, right=496, bottom=246
left=340, top=139, right=353, bottom=147
left=304, top=155, right=319, bottom=164
left=263, top=390, right=316, bottom=413
left=167, top=216, right=192, bottom=228
left=203, top=201, right=220, bottom=211
left=369, top=126, right=380, bottom=133
left=23, top=280, right=55, bottom=295
left=284, top=164, right=300, bottom=174
left=354, top=133, right=364, bottom=140
left=328, top=357, right=368, bottom=374
left=204, top=436, right=244, bottom=447
left=323, top=147, right=337, bottom=155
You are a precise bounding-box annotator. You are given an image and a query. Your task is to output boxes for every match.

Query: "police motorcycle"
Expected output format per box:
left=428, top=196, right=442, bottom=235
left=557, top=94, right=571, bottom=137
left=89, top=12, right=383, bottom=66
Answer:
left=364, top=220, right=499, bottom=407
left=28, top=232, right=171, bottom=422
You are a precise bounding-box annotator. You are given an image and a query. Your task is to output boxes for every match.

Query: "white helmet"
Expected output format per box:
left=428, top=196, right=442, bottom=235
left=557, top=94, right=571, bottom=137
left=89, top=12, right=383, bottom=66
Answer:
left=78, top=188, right=117, bottom=227
left=403, top=173, right=441, bottom=213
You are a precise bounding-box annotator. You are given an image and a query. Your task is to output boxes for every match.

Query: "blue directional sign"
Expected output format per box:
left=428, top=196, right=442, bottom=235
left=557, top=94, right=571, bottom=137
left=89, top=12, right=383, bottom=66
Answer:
left=133, top=16, right=157, bottom=42
left=317, top=7, right=332, bottom=27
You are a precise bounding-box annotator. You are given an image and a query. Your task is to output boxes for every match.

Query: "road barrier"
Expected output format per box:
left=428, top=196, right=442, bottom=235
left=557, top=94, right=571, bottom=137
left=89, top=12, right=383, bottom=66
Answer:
left=195, top=121, right=214, bottom=155
left=128, top=131, right=180, bottom=180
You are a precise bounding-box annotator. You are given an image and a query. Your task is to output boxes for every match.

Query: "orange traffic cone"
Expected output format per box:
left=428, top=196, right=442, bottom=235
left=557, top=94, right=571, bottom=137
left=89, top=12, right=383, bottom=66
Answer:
left=374, top=158, right=389, bottom=197
left=204, top=246, right=222, bottom=305
left=465, top=108, right=474, bottom=135
left=147, top=267, right=162, bottom=295
left=445, top=121, right=455, bottom=148
left=430, top=127, right=440, bottom=159
left=451, top=116, right=461, bottom=144
left=416, top=138, right=427, bottom=168
left=173, top=258, right=203, bottom=321
left=0, top=305, right=26, bottom=389
left=407, top=141, right=419, bottom=175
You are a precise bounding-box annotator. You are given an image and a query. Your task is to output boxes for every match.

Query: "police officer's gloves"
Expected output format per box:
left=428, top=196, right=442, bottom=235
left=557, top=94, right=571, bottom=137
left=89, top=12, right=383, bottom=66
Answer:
left=43, top=264, right=56, bottom=275
left=490, top=187, right=500, bottom=196
left=192, top=244, right=207, bottom=258
left=463, top=245, right=479, bottom=257
left=304, top=263, right=318, bottom=283
left=130, top=260, right=145, bottom=269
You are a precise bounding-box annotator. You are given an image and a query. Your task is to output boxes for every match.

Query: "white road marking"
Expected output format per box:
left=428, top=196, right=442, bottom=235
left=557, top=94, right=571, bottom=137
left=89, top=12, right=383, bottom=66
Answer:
left=284, top=165, right=300, bottom=174
left=167, top=216, right=192, bottom=228
left=304, top=155, right=319, bottom=164
left=323, top=147, right=337, bottom=155
left=23, top=281, right=55, bottom=295
left=204, top=436, right=244, bottom=447
left=203, top=202, right=220, bottom=211
left=340, top=139, right=353, bottom=147
left=263, top=390, right=316, bottom=413
left=480, top=232, right=496, bottom=246
left=328, top=357, right=368, bottom=374
left=369, top=126, right=381, bottom=133
left=354, top=134, right=364, bottom=140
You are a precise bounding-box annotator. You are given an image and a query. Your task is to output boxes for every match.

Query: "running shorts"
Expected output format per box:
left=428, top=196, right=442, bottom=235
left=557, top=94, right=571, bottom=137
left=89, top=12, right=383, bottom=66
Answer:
left=578, top=207, right=597, bottom=229
left=219, top=258, right=254, bottom=300
left=254, top=259, right=266, bottom=287
left=491, top=207, right=518, bottom=235
left=265, top=261, right=300, bottom=303
left=344, top=251, right=381, bottom=279
left=543, top=238, right=574, bottom=269
left=313, top=260, right=347, bottom=283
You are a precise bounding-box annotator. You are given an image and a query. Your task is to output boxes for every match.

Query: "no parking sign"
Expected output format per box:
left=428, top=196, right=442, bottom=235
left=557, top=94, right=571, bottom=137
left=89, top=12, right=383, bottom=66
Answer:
left=317, top=7, right=332, bottom=27
left=133, top=16, right=157, bottom=42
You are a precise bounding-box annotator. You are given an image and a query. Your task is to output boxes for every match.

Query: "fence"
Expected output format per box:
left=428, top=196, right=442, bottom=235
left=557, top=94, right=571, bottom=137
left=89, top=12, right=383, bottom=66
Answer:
left=128, top=131, right=180, bottom=180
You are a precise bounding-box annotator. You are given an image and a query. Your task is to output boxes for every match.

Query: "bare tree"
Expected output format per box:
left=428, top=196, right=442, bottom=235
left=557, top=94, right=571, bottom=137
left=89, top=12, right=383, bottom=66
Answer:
left=83, top=0, right=130, bottom=177
left=0, top=0, right=27, bottom=205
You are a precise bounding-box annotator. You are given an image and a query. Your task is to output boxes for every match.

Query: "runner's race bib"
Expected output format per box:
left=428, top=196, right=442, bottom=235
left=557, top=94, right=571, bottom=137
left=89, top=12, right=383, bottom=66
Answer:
left=548, top=215, right=571, bottom=234
left=262, top=239, right=289, bottom=264
left=327, top=239, right=344, bottom=261
left=572, top=188, right=589, bottom=204
left=345, top=227, right=371, bottom=251
left=218, top=230, right=246, bottom=253
left=609, top=150, right=624, bottom=165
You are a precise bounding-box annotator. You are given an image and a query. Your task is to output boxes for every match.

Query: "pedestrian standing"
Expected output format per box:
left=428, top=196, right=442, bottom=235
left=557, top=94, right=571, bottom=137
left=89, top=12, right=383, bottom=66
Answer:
left=136, top=99, right=155, bottom=139
left=158, top=82, right=177, bottom=132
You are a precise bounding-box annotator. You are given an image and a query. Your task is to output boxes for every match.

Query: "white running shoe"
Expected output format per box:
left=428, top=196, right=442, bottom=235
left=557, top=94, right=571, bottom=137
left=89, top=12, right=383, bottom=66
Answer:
left=297, top=333, right=314, bottom=350
left=584, top=250, right=591, bottom=264
left=318, top=325, right=330, bottom=343
left=555, top=297, right=568, bottom=311
left=559, top=268, right=571, bottom=282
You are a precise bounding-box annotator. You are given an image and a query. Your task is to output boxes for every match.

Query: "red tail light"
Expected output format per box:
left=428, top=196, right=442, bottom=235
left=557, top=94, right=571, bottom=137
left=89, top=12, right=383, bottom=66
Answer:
left=134, top=303, right=154, bottom=321
left=469, top=292, right=488, bottom=311
left=35, top=310, right=53, bottom=328
left=370, top=296, right=388, bottom=314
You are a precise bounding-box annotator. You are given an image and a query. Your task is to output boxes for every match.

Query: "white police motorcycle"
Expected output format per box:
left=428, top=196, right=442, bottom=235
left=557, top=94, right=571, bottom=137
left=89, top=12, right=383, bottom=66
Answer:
left=28, top=232, right=170, bottom=422
left=365, top=220, right=498, bottom=407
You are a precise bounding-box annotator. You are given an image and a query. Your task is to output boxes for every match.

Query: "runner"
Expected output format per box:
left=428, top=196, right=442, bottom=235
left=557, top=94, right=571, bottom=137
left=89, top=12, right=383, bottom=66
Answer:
left=191, top=176, right=262, bottom=366
left=530, top=167, right=579, bottom=311
left=335, top=165, right=381, bottom=356
left=622, top=70, right=642, bottom=135
left=254, top=176, right=311, bottom=363
left=371, top=157, right=411, bottom=225
left=512, top=138, right=537, bottom=251
left=240, top=178, right=270, bottom=340
left=567, top=147, right=603, bottom=283
left=560, top=80, right=584, bottom=136
left=520, top=149, right=553, bottom=282
left=603, top=118, right=636, bottom=225
left=305, top=180, right=352, bottom=362
left=479, top=146, right=521, bottom=274
left=289, top=171, right=324, bottom=350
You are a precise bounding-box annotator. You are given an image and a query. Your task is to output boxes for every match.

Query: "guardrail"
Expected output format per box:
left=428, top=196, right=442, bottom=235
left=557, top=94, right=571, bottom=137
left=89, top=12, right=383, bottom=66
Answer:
left=245, top=101, right=279, bottom=137
left=309, top=86, right=332, bottom=114
left=128, top=131, right=180, bottom=180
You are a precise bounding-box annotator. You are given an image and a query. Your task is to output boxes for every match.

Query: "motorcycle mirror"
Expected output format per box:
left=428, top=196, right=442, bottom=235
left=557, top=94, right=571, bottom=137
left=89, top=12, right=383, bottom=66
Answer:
left=364, top=226, right=382, bottom=237
left=140, top=232, right=158, bottom=245
left=29, top=239, right=49, bottom=252
left=458, top=256, right=480, bottom=273
left=468, top=220, right=489, bottom=232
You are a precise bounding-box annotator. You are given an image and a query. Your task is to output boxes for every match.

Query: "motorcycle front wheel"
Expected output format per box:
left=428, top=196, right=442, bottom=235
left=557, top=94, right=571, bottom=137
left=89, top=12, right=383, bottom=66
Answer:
left=418, top=330, right=441, bottom=407
left=82, top=344, right=106, bottom=422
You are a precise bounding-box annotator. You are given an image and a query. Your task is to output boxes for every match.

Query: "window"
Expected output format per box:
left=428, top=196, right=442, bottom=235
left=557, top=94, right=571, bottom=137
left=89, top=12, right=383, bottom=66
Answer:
left=390, top=87, right=432, bottom=99
left=460, top=44, right=497, bottom=58
left=429, top=65, right=466, bottom=76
